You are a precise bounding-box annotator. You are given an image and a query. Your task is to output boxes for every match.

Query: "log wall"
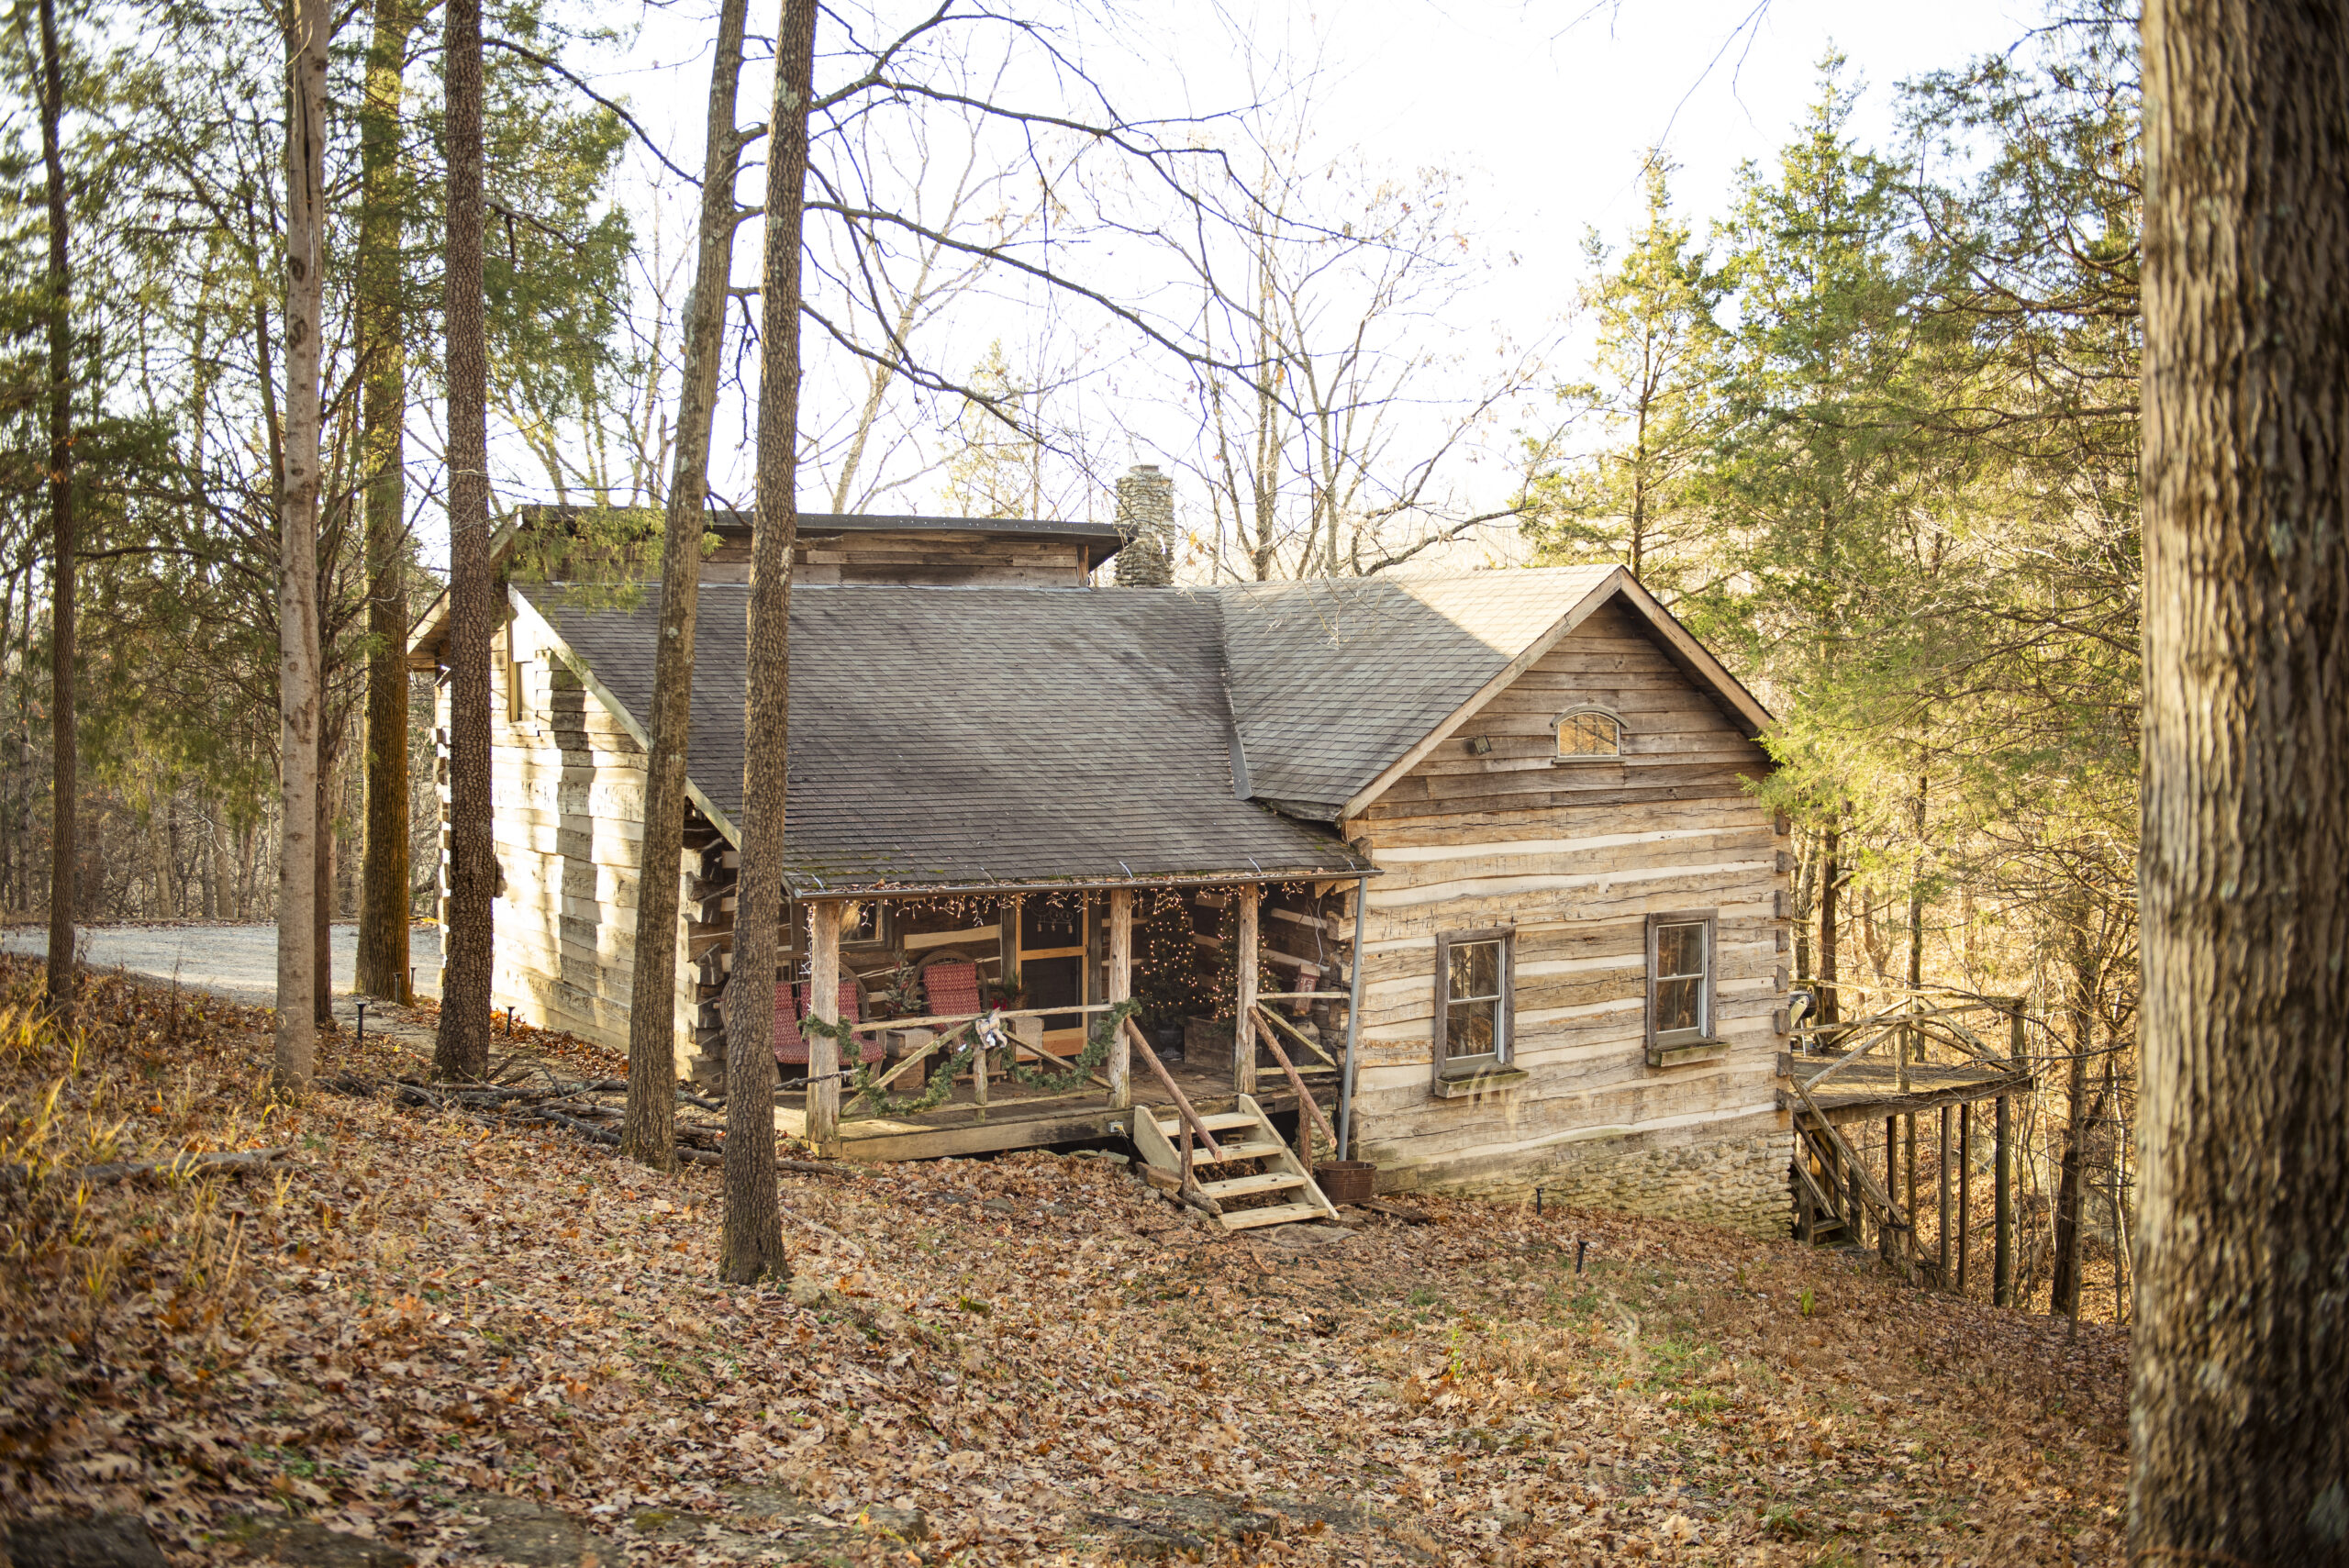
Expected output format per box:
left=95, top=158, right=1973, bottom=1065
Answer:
left=435, top=605, right=698, bottom=1068
left=1347, top=598, right=1794, bottom=1234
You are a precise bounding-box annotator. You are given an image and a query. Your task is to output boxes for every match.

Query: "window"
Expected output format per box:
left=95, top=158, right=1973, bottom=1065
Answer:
left=1646, top=912, right=1718, bottom=1051
left=1433, top=928, right=1513, bottom=1077
left=842, top=900, right=888, bottom=948
left=1554, top=706, right=1622, bottom=759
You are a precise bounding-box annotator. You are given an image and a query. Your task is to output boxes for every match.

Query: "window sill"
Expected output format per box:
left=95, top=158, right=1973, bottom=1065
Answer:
left=1646, top=1039, right=1729, bottom=1068
left=1549, top=755, right=1625, bottom=766
left=1431, top=1064, right=1529, bottom=1099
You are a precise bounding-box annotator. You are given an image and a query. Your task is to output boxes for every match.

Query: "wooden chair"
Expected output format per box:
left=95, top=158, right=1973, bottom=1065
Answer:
left=772, top=979, right=884, bottom=1067
left=918, top=960, right=983, bottom=1020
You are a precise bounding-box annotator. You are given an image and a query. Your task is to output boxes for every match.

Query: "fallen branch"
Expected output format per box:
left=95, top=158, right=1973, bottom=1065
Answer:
left=67, top=1148, right=296, bottom=1186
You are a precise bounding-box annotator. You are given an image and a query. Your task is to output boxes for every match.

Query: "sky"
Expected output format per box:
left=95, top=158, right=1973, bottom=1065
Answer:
left=472, top=0, right=2043, bottom=566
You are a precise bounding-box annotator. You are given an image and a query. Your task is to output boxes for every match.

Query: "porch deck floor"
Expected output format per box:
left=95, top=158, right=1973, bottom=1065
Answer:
left=1779, top=1056, right=2032, bottom=1123
left=774, top=1056, right=1343, bottom=1163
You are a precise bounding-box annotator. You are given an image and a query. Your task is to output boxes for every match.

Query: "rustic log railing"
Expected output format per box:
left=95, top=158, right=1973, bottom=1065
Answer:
left=1786, top=991, right=2030, bottom=1300
left=1249, top=1007, right=1338, bottom=1173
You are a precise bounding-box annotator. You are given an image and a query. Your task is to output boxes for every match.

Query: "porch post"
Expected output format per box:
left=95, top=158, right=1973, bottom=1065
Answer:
left=1107, top=887, right=1132, bottom=1109
left=1938, top=1103, right=1953, bottom=1282
left=807, top=899, right=842, bottom=1151
left=1994, top=1093, right=2013, bottom=1307
left=1233, top=883, right=1260, bottom=1095
left=1959, top=1100, right=1973, bottom=1293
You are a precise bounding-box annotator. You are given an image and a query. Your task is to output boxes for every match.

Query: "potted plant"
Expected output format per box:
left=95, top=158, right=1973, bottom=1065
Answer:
left=983, top=968, right=1025, bottom=1010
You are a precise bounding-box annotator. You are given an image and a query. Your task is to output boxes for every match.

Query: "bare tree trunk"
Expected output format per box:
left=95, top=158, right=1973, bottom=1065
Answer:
left=721, top=0, right=817, bottom=1285
left=355, top=0, right=414, bottom=1003
left=36, top=0, right=74, bottom=1026
left=1817, top=814, right=1841, bottom=1029
left=2134, top=3, right=2349, bottom=1560
left=620, top=0, right=750, bottom=1175
left=432, top=0, right=493, bottom=1081
left=274, top=0, right=329, bottom=1089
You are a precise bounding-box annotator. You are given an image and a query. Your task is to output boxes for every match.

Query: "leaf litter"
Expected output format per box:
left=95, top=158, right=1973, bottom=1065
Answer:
left=0, top=957, right=2126, bottom=1565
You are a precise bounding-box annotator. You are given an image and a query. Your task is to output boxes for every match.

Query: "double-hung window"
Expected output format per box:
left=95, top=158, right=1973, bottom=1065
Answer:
left=1433, top=928, right=1513, bottom=1082
left=1645, top=911, right=1719, bottom=1059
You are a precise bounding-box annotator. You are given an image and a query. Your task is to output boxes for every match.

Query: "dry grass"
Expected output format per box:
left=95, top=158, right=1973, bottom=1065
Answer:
left=0, top=958, right=2129, bottom=1566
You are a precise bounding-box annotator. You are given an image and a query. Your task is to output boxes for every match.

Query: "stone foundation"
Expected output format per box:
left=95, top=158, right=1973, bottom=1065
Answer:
left=1391, top=1121, right=1792, bottom=1239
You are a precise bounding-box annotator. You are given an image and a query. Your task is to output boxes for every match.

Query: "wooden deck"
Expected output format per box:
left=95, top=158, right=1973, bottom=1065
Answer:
left=1777, top=1052, right=2032, bottom=1124
left=775, top=1059, right=1343, bottom=1163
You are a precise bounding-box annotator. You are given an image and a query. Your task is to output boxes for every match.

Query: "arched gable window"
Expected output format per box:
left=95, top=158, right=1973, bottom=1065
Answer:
left=1553, top=705, right=1624, bottom=759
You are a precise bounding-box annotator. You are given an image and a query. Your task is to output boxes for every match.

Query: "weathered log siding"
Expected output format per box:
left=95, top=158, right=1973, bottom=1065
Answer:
left=437, top=607, right=696, bottom=1066
left=1347, top=600, right=1792, bottom=1232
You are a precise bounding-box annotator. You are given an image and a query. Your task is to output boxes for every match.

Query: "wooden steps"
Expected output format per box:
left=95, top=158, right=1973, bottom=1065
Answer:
left=1131, top=1093, right=1341, bottom=1232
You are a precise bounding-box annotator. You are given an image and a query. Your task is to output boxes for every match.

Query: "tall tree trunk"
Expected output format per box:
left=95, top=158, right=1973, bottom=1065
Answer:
left=721, top=0, right=817, bottom=1285
left=274, top=0, right=329, bottom=1089
left=619, top=0, right=750, bottom=1175
left=1817, top=814, right=1841, bottom=1028
left=433, top=0, right=494, bottom=1081
left=355, top=0, right=414, bottom=1002
left=2134, top=3, right=2349, bottom=1561
left=36, top=0, right=73, bottom=1026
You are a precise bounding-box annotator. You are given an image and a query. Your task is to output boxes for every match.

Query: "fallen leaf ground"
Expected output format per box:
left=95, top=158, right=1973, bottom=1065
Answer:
left=0, top=959, right=2128, bottom=1566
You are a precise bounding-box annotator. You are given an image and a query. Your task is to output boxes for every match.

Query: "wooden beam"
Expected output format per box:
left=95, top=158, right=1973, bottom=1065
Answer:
left=808, top=901, right=842, bottom=1151
left=1108, top=888, right=1132, bottom=1110
left=1938, top=1104, right=1953, bottom=1283
left=1994, top=1094, right=2013, bottom=1307
left=1959, top=1100, right=1973, bottom=1293
left=1233, top=884, right=1260, bottom=1096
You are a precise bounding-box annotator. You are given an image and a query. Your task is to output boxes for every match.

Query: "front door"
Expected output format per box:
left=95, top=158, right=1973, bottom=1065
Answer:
left=1017, top=896, right=1089, bottom=1052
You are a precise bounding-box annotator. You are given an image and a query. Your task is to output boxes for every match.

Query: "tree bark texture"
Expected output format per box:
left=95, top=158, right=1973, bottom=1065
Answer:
left=37, top=0, right=73, bottom=1026
left=1817, top=817, right=1841, bottom=1028
left=274, top=0, right=329, bottom=1088
left=356, top=0, right=414, bottom=1003
left=433, top=0, right=494, bottom=1082
left=620, top=0, right=750, bottom=1174
left=720, top=0, right=817, bottom=1285
left=2136, top=3, right=2349, bottom=1560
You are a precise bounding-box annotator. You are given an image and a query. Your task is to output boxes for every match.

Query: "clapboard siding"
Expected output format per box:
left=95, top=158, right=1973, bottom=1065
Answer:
left=1342, top=594, right=1789, bottom=1195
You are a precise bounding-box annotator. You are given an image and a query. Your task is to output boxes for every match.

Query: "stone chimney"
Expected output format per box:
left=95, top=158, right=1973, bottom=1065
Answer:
left=1114, top=463, right=1175, bottom=586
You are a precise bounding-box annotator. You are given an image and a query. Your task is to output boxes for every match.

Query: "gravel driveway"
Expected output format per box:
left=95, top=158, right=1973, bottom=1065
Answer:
left=1, top=922, right=440, bottom=1011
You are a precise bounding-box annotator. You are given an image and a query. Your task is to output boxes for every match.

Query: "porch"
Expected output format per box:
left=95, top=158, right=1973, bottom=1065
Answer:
left=756, top=880, right=1368, bottom=1211
left=1777, top=991, right=2036, bottom=1299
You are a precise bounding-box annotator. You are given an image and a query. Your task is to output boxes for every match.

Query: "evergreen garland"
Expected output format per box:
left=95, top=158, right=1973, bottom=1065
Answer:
left=809, top=1000, right=1141, bottom=1117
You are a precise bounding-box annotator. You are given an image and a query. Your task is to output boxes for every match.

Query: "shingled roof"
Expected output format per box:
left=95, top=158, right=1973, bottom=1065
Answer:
left=518, top=583, right=1375, bottom=895
left=1215, top=569, right=1617, bottom=817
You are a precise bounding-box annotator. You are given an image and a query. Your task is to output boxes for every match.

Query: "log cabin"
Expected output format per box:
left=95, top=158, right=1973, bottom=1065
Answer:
left=407, top=470, right=1871, bottom=1237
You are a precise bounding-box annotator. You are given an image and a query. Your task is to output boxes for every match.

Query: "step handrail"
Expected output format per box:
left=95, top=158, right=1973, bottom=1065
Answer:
left=1250, top=1008, right=1338, bottom=1156
left=1123, top=1018, right=1223, bottom=1162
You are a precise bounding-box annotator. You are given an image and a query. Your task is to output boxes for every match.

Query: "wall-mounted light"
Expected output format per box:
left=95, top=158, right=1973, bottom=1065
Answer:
left=1465, top=735, right=1493, bottom=755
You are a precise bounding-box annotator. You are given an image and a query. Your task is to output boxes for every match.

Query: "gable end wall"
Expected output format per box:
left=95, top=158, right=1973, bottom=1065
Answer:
left=1346, top=598, right=1792, bottom=1235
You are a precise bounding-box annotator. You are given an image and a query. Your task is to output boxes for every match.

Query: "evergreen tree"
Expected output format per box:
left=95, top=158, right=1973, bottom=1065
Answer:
left=1522, top=156, right=1720, bottom=599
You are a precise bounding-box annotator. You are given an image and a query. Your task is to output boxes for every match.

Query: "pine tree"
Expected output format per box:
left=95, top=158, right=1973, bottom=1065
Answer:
left=1523, top=156, right=1720, bottom=598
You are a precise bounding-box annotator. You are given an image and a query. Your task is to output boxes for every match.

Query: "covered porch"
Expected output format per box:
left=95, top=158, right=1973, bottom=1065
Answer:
left=775, top=879, right=1369, bottom=1182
